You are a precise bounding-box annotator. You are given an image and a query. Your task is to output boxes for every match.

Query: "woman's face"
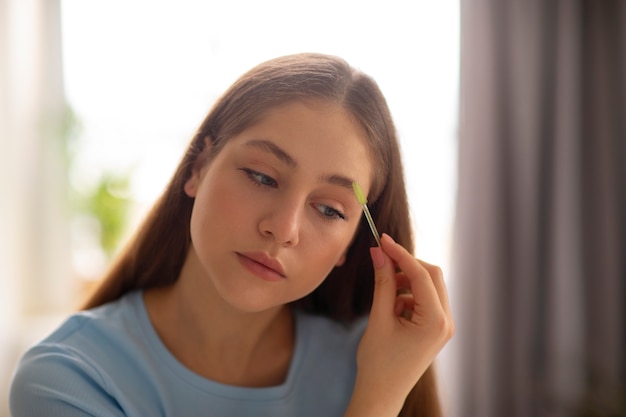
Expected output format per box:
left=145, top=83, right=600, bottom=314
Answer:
left=183, top=99, right=374, bottom=312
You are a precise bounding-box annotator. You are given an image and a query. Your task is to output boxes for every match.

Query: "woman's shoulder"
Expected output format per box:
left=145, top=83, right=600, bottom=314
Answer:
left=9, top=292, right=145, bottom=416
left=27, top=291, right=142, bottom=351
left=13, top=292, right=149, bottom=374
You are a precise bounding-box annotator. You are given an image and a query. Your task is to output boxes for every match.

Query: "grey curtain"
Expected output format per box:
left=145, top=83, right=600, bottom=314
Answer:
left=453, top=1, right=625, bottom=416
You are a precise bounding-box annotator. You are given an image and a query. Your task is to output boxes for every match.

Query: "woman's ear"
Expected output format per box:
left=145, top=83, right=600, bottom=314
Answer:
left=184, top=136, right=212, bottom=197
left=184, top=170, right=201, bottom=197
left=335, top=252, right=347, bottom=267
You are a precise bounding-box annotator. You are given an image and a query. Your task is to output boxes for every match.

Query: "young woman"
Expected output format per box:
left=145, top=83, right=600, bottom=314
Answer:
left=10, top=53, right=453, bottom=417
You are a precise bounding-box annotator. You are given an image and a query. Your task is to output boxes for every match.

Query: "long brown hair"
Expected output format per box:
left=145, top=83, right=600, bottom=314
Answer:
left=82, top=53, right=442, bottom=417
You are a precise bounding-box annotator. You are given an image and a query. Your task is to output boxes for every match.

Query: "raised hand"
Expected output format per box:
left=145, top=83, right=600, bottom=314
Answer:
left=345, top=234, right=454, bottom=417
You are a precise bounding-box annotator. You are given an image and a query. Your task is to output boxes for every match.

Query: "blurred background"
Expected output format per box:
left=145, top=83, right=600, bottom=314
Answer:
left=2, top=1, right=625, bottom=417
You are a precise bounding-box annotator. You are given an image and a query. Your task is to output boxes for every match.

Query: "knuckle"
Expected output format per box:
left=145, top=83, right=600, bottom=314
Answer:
left=374, top=274, right=393, bottom=288
left=429, top=265, right=444, bottom=280
left=433, top=312, right=448, bottom=334
left=427, top=309, right=453, bottom=341
left=444, top=317, right=455, bottom=340
left=410, top=308, right=429, bottom=327
left=417, top=259, right=443, bottom=277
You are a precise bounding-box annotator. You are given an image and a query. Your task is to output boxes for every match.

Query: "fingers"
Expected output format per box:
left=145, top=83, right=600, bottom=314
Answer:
left=379, top=234, right=442, bottom=319
left=370, top=233, right=454, bottom=341
left=369, top=246, right=397, bottom=318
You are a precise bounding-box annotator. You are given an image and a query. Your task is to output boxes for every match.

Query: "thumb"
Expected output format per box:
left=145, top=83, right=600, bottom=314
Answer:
left=369, top=246, right=397, bottom=318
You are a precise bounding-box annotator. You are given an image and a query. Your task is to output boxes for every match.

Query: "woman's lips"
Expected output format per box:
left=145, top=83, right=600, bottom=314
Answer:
left=236, top=252, right=286, bottom=282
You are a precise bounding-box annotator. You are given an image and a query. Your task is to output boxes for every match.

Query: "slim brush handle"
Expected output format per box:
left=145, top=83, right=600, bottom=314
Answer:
left=362, top=206, right=382, bottom=247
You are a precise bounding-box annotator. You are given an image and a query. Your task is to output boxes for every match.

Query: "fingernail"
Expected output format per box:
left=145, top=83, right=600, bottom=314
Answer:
left=370, top=247, right=385, bottom=268
left=382, top=233, right=395, bottom=244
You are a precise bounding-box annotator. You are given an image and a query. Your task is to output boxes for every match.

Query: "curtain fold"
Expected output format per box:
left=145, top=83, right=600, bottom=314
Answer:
left=454, top=0, right=625, bottom=415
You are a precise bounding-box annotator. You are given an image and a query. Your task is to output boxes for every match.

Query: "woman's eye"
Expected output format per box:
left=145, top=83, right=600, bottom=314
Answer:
left=241, top=168, right=277, bottom=188
left=314, top=204, right=346, bottom=221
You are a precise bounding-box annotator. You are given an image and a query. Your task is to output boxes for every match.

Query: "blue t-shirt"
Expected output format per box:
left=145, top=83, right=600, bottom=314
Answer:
left=10, top=291, right=367, bottom=417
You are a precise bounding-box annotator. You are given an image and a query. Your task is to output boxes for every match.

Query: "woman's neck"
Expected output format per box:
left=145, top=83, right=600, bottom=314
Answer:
left=143, top=252, right=295, bottom=387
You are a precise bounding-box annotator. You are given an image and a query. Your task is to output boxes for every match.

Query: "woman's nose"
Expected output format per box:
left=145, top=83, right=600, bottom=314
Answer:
left=258, top=197, right=303, bottom=247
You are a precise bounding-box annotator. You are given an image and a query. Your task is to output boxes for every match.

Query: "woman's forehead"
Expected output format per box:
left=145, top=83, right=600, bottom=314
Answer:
left=223, top=100, right=375, bottom=188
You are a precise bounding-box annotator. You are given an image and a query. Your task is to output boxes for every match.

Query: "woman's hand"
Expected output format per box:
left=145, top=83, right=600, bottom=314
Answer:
left=345, top=233, right=454, bottom=416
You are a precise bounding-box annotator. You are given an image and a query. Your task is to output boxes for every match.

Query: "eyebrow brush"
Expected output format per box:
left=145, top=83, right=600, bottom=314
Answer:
left=352, top=182, right=382, bottom=247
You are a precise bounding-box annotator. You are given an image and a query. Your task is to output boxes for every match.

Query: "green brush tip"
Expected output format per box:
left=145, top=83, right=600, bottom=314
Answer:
left=352, top=181, right=367, bottom=205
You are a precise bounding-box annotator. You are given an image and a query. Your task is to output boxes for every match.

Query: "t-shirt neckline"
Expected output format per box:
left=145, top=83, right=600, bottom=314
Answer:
left=129, top=290, right=308, bottom=401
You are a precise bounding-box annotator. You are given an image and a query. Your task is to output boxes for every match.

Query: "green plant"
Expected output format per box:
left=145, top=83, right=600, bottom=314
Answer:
left=84, top=172, right=131, bottom=258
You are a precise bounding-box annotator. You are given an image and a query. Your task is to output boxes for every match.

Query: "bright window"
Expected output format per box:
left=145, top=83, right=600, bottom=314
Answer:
left=61, top=0, right=459, bottom=277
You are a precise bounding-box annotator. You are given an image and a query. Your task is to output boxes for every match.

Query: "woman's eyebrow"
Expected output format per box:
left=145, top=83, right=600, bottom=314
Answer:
left=244, top=138, right=358, bottom=192
left=321, top=174, right=357, bottom=191
left=244, top=139, right=297, bottom=168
